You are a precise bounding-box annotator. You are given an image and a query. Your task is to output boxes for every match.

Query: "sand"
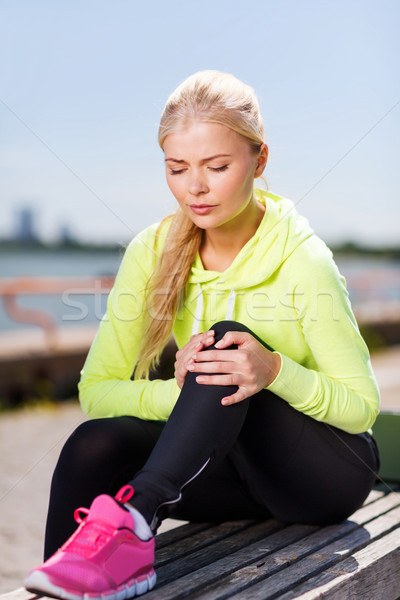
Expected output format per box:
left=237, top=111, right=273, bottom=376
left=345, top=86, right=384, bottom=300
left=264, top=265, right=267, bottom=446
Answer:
left=0, top=402, right=85, bottom=592
left=1, top=346, right=399, bottom=593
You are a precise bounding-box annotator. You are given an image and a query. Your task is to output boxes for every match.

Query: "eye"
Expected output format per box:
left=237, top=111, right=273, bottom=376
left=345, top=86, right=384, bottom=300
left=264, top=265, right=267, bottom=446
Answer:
left=210, top=165, right=229, bottom=172
left=169, top=168, right=186, bottom=175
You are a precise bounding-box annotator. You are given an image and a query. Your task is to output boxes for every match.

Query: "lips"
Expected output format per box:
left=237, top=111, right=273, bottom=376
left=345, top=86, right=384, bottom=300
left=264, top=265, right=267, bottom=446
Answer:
left=189, top=204, right=216, bottom=215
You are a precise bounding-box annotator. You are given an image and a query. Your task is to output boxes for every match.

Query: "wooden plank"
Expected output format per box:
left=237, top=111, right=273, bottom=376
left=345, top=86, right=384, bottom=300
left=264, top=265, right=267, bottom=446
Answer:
left=155, top=519, right=285, bottom=585
left=156, top=520, right=263, bottom=566
left=370, top=481, right=400, bottom=497
left=223, top=505, right=400, bottom=600
left=182, top=496, right=400, bottom=600
left=348, top=488, right=400, bottom=523
left=146, top=491, right=400, bottom=599
left=278, top=527, right=400, bottom=600
left=147, top=523, right=318, bottom=600
left=365, top=486, right=386, bottom=502
left=155, top=521, right=219, bottom=549
left=0, top=590, right=32, bottom=600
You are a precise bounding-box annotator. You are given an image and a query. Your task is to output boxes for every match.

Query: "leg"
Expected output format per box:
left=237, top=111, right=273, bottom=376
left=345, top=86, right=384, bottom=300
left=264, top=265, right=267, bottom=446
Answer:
left=44, top=416, right=164, bottom=559
left=127, top=321, right=256, bottom=528
left=44, top=398, right=264, bottom=558
left=129, top=320, right=379, bottom=527
left=229, top=391, right=380, bottom=525
left=44, top=319, right=264, bottom=550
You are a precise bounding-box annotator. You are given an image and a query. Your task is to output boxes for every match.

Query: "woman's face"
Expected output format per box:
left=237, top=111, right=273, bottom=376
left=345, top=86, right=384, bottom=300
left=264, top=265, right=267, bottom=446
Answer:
left=163, top=121, right=267, bottom=231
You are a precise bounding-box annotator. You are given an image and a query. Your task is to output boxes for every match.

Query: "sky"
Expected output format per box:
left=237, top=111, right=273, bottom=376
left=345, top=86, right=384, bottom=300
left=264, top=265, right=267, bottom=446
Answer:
left=1, top=0, right=399, bottom=247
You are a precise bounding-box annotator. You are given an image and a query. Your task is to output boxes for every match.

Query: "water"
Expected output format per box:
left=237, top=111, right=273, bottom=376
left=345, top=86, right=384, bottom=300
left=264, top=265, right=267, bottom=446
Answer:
left=0, top=248, right=399, bottom=332
left=0, top=247, right=124, bottom=278
left=0, top=248, right=124, bottom=332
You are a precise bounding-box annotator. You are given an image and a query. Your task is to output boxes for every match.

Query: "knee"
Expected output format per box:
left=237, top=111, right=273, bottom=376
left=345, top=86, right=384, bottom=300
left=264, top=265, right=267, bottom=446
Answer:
left=210, top=320, right=252, bottom=344
left=56, top=419, right=116, bottom=475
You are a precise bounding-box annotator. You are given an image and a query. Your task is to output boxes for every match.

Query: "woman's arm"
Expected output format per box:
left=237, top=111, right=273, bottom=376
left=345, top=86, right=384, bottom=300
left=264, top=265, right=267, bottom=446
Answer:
left=78, top=226, right=180, bottom=421
left=266, top=245, right=380, bottom=434
left=189, top=241, right=380, bottom=434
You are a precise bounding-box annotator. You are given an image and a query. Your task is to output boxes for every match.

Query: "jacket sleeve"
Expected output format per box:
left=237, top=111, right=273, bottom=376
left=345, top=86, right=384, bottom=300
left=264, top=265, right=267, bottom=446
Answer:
left=78, top=228, right=180, bottom=421
left=266, top=243, right=380, bottom=434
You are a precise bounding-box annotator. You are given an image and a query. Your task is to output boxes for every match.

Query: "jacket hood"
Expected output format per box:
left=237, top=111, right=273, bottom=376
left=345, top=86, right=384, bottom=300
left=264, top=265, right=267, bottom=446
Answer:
left=189, top=189, right=314, bottom=291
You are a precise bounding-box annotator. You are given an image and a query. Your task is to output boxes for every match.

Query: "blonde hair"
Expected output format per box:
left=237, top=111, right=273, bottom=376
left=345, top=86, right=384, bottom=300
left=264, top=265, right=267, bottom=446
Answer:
left=135, top=70, right=265, bottom=379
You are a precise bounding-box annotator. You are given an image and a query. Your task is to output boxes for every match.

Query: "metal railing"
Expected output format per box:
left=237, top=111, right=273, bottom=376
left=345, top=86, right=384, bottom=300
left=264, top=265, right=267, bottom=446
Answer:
left=0, top=276, right=115, bottom=349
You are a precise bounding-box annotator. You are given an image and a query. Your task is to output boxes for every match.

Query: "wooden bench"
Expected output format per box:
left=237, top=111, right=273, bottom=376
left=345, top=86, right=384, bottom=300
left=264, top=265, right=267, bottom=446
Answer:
left=2, top=412, right=399, bottom=600
left=150, top=484, right=400, bottom=600
left=2, top=482, right=399, bottom=600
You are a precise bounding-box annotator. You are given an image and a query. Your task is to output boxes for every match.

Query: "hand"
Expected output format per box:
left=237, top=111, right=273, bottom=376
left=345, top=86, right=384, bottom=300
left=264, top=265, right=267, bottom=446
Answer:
left=174, top=330, right=215, bottom=388
left=187, top=331, right=281, bottom=405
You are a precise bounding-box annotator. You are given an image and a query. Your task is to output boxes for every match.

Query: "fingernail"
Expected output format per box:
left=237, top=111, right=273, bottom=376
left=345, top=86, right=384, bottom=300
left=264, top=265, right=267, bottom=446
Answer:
left=187, top=364, right=194, bottom=370
left=192, top=354, right=196, bottom=360
left=215, top=340, right=223, bottom=348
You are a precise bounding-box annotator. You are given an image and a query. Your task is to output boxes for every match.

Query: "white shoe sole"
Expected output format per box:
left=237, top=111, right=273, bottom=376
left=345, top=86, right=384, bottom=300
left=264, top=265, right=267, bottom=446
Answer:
left=24, top=569, right=157, bottom=600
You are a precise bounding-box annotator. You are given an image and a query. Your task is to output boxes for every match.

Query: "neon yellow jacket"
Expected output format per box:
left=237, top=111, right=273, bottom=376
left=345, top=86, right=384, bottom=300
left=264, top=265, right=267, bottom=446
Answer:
left=78, top=190, right=380, bottom=434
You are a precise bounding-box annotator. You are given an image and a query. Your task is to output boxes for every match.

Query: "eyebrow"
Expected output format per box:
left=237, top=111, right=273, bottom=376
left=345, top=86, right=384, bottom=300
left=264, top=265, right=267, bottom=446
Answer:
left=164, top=154, right=232, bottom=164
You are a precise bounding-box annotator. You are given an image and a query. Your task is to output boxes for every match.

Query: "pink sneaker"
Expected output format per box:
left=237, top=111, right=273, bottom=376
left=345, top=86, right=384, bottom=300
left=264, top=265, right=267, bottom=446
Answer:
left=24, top=486, right=156, bottom=600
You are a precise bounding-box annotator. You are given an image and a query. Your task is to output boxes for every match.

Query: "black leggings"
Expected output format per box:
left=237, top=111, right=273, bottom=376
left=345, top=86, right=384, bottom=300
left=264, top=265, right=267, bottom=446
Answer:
left=44, top=320, right=379, bottom=559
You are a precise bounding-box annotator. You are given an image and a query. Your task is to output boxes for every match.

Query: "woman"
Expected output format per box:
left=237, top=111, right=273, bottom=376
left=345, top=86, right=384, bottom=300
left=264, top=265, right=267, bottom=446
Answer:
left=25, top=70, right=380, bottom=600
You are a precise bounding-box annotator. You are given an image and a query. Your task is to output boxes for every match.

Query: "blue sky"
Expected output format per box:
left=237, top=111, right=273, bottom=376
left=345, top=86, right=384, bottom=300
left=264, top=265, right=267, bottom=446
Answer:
left=1, top=0, right=399, bottom=246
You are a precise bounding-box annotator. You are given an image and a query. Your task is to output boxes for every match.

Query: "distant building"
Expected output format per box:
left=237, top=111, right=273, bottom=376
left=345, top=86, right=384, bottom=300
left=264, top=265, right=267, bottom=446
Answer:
left=14, top=206, right=40, bottom=243
left=58, top=223, right=76, bottom=245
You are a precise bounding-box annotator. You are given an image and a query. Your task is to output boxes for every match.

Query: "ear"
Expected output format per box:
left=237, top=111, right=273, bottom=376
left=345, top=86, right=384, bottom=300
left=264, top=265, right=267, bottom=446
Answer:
left=254, top=143, right=268, bottom=178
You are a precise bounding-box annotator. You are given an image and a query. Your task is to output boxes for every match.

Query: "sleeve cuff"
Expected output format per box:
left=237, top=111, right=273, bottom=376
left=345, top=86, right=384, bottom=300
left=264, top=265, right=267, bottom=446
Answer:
left=265, top=352, right=318, bottom=410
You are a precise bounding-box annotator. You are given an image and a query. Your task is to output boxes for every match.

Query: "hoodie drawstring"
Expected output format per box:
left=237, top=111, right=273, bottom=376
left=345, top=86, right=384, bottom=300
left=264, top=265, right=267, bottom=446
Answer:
left=191, top=283, right=204, bottom=335
left=191, top=284, right=236, bottom=335
left=225, top=289, right=236, bottom=321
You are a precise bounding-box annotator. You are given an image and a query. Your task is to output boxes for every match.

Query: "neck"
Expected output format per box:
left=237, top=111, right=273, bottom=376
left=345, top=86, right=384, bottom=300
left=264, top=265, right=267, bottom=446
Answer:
left=200, top=199, right=265, bottom=271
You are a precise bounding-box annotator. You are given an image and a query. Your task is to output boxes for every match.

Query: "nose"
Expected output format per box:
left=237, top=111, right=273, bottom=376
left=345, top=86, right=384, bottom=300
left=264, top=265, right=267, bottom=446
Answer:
left=188, top=170, right=208, bottom=196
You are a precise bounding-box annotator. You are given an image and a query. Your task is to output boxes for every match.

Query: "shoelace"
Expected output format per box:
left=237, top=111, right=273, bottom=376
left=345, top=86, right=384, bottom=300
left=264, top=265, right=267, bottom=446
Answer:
left=62, top=517, right=114, bottom=558
left=115, top=485, right=134, bottom=504
left=60, top=486, right=135, bottom=558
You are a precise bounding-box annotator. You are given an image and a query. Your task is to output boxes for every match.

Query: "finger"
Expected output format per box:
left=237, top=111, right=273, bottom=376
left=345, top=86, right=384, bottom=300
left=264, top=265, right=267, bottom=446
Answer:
left=192, top=349, right=243, bottom=363
left=192, top=333, right=214, bottom=353
left=195, top=374, right=237, bottom=386
left=188, top=360, right=237, bottom=374
left=214, top=331, right=250, bottom=349
left=181, top=332, right=213, bottom=359
left=174, top=367, right=185, bottom=388
left=191, top=330, right=214, bottom=343
left=197, top=335, right=215, bottom=351
left=186, top=340, right=214, bottom=367
left=201, top=334, right=216, bottom=347
left=188, top=342, right=216, bottom=362
left=181, top=341, right=205, bottom=366
left=221, top=390, right=247, bottom=406
left=174, top=372, right=183, bottom=388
